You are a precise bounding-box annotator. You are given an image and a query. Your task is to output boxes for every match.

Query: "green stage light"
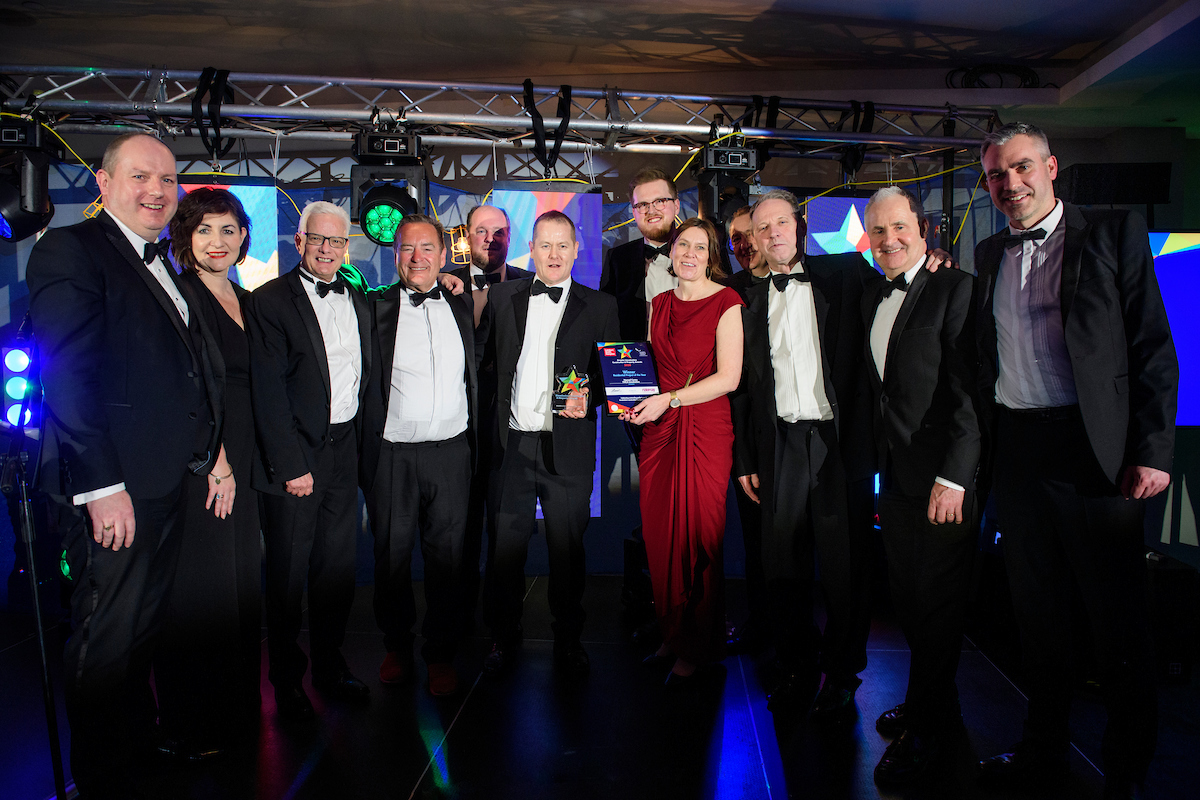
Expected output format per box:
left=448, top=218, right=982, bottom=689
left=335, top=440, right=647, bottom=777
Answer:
left=5, top=376, right=28, bottom=400
left=359, top=182, right=417, bottom=247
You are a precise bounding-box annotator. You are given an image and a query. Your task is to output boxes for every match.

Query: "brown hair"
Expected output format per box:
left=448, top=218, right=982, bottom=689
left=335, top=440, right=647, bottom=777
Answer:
left=668, top=217, right=726, bottom=280
left=628, top=167, right=678, bottom=202
left=532, top=209, right=577, bottom=243
left=168, top=187, right=251, bottom=271
left=394, top=213, right=447, bottom=251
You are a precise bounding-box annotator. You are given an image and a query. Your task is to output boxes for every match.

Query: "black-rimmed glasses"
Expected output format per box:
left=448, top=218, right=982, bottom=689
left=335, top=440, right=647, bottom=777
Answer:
left=304, top=232, right=349, bottom=248
left=631, top=197, right=676, bottom=214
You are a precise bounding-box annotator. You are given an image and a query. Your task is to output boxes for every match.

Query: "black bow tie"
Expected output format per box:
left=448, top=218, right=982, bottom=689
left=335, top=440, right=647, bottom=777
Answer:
left=880, top=275, right=909, bottom=299
left=531, top=281, right=563, bottom=303
left=1001, top=228, right=1048, bottom=249
left=473, top=271, right=503, bottom=290
left=644, top=242, right=671, bottom=261
left=771, top=270, right=811, bottom=292
left=409, top=285, right=442, bottom=306
left=143, top=239, right=172, bottom=265
left=315, top=276, right=346, bottom=297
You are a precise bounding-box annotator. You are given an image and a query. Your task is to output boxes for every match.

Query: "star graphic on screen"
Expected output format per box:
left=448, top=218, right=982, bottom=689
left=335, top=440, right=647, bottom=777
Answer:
left=812, top=204, right=874, bottom=266
left=559, top=369, right=584, bottom=394
left=618, top=345, right=632, bottom=359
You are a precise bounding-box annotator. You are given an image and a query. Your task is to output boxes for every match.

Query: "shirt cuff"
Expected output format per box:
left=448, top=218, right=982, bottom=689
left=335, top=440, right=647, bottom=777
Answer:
left=934, top=476, right=965, bottom=492
left=73, top=483, right=126, bottom=506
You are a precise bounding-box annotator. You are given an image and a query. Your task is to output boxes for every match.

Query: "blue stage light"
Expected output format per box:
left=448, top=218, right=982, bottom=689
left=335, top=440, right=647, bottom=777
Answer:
left=4, top=348, right=30, bottom=373
left=6, top=405, right=31, bottom=426
left=5, top=376, right=28, bottom=399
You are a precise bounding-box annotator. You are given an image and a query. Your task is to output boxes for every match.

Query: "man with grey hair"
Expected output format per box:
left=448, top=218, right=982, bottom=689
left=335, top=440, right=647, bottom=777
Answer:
left=246, top=200, right=374, bottom=719
left=974, top=122, right=1176, bottom=799
left=861, top=185, right=980, bottom=786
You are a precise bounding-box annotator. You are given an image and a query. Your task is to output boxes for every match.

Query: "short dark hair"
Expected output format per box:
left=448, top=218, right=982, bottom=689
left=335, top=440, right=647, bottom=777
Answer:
left=628, top=167, right=678, bottom=202
left=394, top=213, right=446, bottom=251
left=465, top=204, right=511, bottom=231
left=980, top=121, right=1052, bottom=159
left=532, top=209, right=577, bottom=243
left=101, top=132, right=166, bottom=174
left=169, top=187, right=252, bottom=271
left=668, top=217, right=727, bottom=281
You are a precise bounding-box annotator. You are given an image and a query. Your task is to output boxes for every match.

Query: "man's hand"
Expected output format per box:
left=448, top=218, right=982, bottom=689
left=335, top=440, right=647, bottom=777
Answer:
left=927, top=483, right=965, bottom=525
left=924, top=248, right=959, bottom=273
left=87, top=490, right=137, bottom=551
left=738, top=474, right=760, bottom=504
left=1119, top=465, right=1170, bottom=500
left=286, top=472, right=315, bottom=497
left=438, top=273, right=466, bottom=296
left=559, top=387, right=589, bottom=419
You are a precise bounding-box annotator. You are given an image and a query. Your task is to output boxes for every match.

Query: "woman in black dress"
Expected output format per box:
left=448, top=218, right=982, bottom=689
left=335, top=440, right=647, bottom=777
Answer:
left=154, top=187, right=262, bottom=757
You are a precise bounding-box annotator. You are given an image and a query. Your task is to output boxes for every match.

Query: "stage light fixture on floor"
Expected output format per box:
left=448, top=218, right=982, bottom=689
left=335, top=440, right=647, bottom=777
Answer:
left=350, top=131, right=427, bottom=248
left=0, top=119, right=60, bottom=242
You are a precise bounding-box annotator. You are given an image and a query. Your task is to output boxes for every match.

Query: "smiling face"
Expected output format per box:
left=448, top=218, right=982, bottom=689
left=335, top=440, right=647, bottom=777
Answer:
left=468, top=205, right=511, bottom=273
left=395, top=220, right=445, bottom=293
left=983, top=134, right=1059, bottom=230
left=190, top=212, right=248, bottom=276
left=752, top=197, right=806, bottom=272
left=97, top=135, right=178, bottom=241
left=671, top=225, right=712, bottom=283
left=295, top=212, right=349, bottom=282
left=865, top=194, right=929, bottom=279
left=529, top=217, right=579, bottom=286
left=631, top=179, right=680, bottom=244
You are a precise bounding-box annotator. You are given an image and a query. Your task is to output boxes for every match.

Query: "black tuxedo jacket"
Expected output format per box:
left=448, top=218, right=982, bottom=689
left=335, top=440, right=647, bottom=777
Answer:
left=733, top=253, right=882, bottom=498
left=359, top=283, right=479, bottom=488
left=447, top=263, right=534, bottom=292
left=600, top=238, right=650, bottom=340
left=974, top=203, right=1177, bottom=486
left=244, top=263, right=372, bottom=495
left=483, top=277, right=620, bottom=476
left=862, top=266, right=980, bottom=498
left=27, top=211, right=223, bottom=500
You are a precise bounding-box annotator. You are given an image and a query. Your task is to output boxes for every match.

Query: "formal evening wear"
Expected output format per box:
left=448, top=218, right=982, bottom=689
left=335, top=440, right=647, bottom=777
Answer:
left=155, top=271, right=262, bottom=750
left=975, top=202, right=1177, bottom=782
left=27, top=210, right=222, bottom=798
left=639, top=287, right=743, bottom=664
left=862, top=260, right=980, bottom=734
left=600, top=237, right=677, bottom=340
left=245, top=263, right=372, bottom=690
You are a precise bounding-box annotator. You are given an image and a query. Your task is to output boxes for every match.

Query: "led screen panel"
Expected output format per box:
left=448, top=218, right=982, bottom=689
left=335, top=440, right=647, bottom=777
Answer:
left=1151, top=232, right=1200, bottom=426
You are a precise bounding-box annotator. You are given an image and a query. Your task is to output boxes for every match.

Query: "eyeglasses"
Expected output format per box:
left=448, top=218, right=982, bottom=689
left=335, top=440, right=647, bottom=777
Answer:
left=631, top=197, right=677, bottom=214
left=304, top=232, right=349, bottom=248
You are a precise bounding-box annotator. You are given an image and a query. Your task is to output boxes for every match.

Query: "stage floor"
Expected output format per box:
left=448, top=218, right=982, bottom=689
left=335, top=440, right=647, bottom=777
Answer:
left=2, top=575, right=1197, bottom=800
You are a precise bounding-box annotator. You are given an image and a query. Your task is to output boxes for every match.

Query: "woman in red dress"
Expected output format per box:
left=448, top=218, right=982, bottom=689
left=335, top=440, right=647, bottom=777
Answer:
left=622, top=218, right=744, bottom=685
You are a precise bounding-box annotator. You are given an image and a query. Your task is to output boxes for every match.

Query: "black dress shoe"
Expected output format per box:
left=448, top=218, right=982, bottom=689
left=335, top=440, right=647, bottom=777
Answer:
left=876, top=703, right=908, bottom=738
left=876, top=703, right=967, bottom=740
left=978, top=743, right=1069, bottom=787
left=312, top=670, right=371, bottom=704
left=274, top=684, right=315, bottom=721
left=554, top=642, right=591, bottom=676
left=483, top=641, right=509, bottom=675
left=812, top=674, right=862, bottom=719
left=766, top=668, right=820, bottom=714
left=874, top=730, right=939, bottom=787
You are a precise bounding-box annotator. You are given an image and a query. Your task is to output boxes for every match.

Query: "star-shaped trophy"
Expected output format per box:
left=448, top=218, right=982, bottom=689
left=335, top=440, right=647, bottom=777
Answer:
left=552, top=366, right=590, bottom=414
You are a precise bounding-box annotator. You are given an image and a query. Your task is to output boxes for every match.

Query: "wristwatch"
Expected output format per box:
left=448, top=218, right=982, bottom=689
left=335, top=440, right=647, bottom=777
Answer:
left=669, top=391, right=681, bottom=409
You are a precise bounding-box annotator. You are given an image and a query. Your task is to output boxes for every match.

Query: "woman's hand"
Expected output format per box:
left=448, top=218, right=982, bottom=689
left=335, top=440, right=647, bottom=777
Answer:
left=206, top=452, right=236, bottom=519
left=622, top=392, right=672, bottom=426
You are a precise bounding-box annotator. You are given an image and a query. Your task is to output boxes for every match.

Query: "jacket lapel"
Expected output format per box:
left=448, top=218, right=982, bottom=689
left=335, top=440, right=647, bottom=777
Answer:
left=556, top=281, right=586, bottom=347
left=347, top=268, right=372, bottom=403
left=742, top=279, right=771, bottom=384
left=287, top=266, right=332, bottom=403
left=513, top=280, right=531, bottom=348
left=376, top=284, right=401, bottom=404
left=862, top=282, right=885, bottom=389
left=1059, top=202, right=1088, bottom=325
left=883, top=267, right=927, bottom=388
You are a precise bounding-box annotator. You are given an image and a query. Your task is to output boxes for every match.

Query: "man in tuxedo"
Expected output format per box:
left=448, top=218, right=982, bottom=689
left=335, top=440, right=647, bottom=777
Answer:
left=445, top=204, right=532, bottom=634
left=725, top=203, right=772, bottom=656
left=361, top=214, right=477, bottom=697
left=482, top=209, right=619, bottom=676
left=600, top=167, right=680, bottom=340
left=733, top=189, right=880, bottom=718
left=974, top=123, right=1176, bottom=799
left=245, top=201, right=373, bottom=720
left=27, top=132, right=222, bottom=798
left=859, top=187, right=980, bottom=786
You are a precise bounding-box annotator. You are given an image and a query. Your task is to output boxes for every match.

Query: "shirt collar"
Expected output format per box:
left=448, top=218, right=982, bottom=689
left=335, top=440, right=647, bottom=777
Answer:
left=1008, top=199, right=1063, bottom=238
left=535, top=276, right=573, bottom=296
left=900, top=254, right=927, bottom=284
left=107, top=210, right=163, bottom=256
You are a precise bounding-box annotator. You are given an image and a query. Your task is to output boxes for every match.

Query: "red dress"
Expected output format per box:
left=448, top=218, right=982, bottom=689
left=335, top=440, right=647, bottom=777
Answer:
left=639, top=286, right=744, bottom=664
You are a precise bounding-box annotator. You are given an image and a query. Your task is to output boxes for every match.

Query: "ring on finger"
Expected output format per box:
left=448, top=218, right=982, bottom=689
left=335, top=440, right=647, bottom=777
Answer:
left=102, top=524, right=114, bottom=531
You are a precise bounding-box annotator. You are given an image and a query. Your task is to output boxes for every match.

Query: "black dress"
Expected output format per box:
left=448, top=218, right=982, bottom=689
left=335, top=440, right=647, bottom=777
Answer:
left=154, top=271, right=262, bottom=751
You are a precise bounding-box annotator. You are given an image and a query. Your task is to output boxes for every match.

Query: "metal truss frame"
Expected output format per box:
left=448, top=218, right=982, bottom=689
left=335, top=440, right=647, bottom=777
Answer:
left=2, top=65, right=1000, bottom=166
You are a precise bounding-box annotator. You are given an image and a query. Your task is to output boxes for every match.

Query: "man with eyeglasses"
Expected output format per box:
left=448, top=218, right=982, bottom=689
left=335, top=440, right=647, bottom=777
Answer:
left=600, top=167, right=681, bottom=340
left=245, top=201, right=374, bottom=720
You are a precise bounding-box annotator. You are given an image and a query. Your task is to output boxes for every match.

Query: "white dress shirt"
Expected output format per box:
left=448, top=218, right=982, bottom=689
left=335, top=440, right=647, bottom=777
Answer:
left=511, top=278, right=572, bottom=432
left=868, top=255, right=962, bottom=492
left=300, top=268, right=362, bottom=424
left=384, top=289, right=468, bottom=443
left=643, top=248, right=678, bottom=303
left=768, top=263, right=833, bottom=423
left=75, top=214, right=192, bottom=506
left=993, top=200, right=1077, bottom=410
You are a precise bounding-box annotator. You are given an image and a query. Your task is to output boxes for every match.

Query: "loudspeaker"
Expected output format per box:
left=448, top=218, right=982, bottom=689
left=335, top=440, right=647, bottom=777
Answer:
left=1056, top=163, right=1171, bottom=206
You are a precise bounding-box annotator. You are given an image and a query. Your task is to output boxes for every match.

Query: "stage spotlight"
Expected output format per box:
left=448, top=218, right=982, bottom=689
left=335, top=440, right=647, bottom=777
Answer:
left=0, top=119, right=60, bottom=243
left=2, top=339, right=38, bottom=431
left=358, top=182, right=419, bottom=247
left=350, top=131, right=427, bottom=248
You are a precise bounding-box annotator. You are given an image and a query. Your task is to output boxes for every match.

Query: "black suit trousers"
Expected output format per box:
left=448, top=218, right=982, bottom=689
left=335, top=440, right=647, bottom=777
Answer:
left=263, top=422, right=360, bottom=686
left=486, top=429, right=593, bottom=644
left=366, top=434, right=470, bottom=664
left=763, top=419, right=871, bottom=677
left=993, top=406, right=1157, bottom=780
left=878, top=487, right=976, bottom=730
left=59, top=486, right=185, bottom=800
left=460, top=419, right=494, bottom=629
